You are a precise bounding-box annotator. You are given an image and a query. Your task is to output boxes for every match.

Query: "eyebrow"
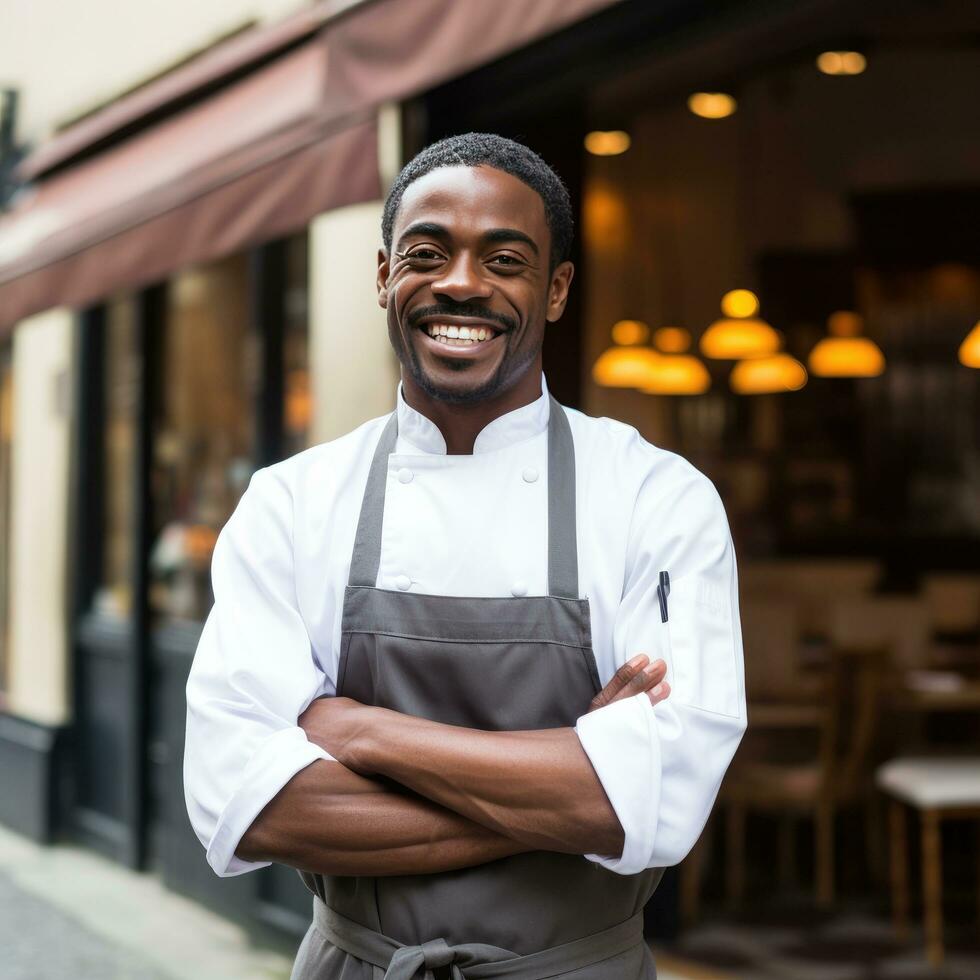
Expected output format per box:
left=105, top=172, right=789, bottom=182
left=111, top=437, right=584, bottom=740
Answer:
left=396, top=222, right=540, bottom=256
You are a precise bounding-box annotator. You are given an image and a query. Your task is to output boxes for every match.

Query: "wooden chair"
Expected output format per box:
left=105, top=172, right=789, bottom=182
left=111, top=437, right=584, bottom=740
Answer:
left=740, top=597, right=822, bottom=703
left=827, top=596, right=930, bottom=672
left=722, top=647, right=887, bottom=908
left=740, top=559, right=882, bottom=638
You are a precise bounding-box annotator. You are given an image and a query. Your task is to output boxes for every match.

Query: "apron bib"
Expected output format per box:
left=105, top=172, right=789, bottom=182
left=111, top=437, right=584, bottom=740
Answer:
left=292, top=398, right=661, bottom=979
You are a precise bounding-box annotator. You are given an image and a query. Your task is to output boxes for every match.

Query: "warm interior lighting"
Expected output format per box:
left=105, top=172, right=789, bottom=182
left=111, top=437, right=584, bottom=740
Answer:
left=611, top=319, right=650, bottom=345
left=653, top=326, right=692, bottom=353
left=720, top=289, right=760, bottom=318
left=808, top=310, right=886, bottom=377
left=637, top=326, right=711, bottom=394
left=687, top=92, right=737, bottom=119
left=701, top=293, right=780, bottom=360
left=593, top=346, right=660, bottom=388
left=816, top=50, right=867, bottom=76
left=731, top=354, right=808, bottom=394
left=584, top=130, right=631, bottom=156
left=642, top=357, right=711, bottom=395
left=959, top=320, right=980, bottom=368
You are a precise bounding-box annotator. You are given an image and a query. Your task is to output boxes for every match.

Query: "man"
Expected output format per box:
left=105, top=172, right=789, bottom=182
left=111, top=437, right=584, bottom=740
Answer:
left=185, top=133, right=746, bottom=978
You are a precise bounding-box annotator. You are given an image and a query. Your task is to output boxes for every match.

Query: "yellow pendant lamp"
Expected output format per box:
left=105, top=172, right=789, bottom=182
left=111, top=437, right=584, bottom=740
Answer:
left=731, top=353, right=807, bottom=394
left=700, top=290, right=781, bottom=359
left=592, top=320, right=660, bottom=388
left=640, top=327, right=711, bottom=395
left=808, top=311, right=885, bottom=377
left=958, top=320, right=980, bottom=368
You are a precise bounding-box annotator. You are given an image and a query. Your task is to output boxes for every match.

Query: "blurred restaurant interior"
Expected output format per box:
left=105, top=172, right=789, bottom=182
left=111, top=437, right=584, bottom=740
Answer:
left=0, top=0, right=979, bottom=977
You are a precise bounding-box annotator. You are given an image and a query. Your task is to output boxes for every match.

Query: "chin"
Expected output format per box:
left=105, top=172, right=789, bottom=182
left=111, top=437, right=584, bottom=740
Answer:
left=413, top=365, right=505, bottom=406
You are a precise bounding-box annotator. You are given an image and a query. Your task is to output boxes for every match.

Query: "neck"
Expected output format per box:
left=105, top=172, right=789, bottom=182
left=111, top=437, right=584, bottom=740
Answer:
left=401, top=362, right=543, bottom=455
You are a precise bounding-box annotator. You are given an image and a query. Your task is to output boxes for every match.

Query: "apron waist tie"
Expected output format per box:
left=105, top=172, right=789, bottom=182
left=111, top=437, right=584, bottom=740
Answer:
left=313, top=897, right=644, bottom=980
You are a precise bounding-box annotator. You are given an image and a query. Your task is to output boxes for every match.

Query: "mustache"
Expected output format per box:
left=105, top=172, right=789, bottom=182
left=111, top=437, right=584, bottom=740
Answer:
left=407, top=304, right=517, bottom=333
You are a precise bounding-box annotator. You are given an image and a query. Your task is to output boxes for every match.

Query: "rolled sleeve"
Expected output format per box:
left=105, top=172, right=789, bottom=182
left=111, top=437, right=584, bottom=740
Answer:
left=184, top=467, right=333, bottom=877
left=576, top=462, right=746, bottom=874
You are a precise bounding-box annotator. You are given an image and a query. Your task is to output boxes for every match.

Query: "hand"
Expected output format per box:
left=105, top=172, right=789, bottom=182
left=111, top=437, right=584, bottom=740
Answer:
left=298, top=696, right=374, bottom=771
left=588, top=654, right=670, bottom=712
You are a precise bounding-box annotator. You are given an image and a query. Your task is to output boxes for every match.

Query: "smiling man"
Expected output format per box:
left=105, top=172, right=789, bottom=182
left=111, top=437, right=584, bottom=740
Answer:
left=184, top=133, right=746, bottom=979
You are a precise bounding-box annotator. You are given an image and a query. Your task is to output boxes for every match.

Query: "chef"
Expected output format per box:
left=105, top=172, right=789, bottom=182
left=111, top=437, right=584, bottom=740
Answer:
left=184, top=132, right=746, bottom=979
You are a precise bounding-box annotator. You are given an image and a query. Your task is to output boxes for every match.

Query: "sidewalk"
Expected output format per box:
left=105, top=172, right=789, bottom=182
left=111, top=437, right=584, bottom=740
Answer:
left=0, top=825, right=291, bottom=980
left=0, top=823, right=704, bottom=979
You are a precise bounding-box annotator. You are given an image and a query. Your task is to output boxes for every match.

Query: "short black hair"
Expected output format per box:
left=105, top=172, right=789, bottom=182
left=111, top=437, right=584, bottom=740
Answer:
left=381, top=132, right=573, bottom=270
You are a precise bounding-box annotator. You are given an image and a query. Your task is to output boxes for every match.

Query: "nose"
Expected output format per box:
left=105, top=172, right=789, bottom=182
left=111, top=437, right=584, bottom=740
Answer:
left=430, top=252, right=493, bottom=303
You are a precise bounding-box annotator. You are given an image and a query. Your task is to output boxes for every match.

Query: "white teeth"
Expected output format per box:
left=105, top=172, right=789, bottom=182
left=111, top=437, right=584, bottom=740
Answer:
left=423, top=323, right=498, bottom=345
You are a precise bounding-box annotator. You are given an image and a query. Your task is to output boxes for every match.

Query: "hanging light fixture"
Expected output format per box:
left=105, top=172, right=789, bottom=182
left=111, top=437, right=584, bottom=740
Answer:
left=640, top=327, right=710, bottom=395
left=584, top=130, right=631, bottom=156
left=731, top=353, right=807, bottom=394
left=700, top=290, right=781, bottom=359
left=687, top=92, right=737, bottom=119
left=808, top=311, right=885, bottom=377
left=959, top=320, right=980, bottom=368
left=816, top=51, right=867, bottom=76
left=592, top=320, right=660, bottom=388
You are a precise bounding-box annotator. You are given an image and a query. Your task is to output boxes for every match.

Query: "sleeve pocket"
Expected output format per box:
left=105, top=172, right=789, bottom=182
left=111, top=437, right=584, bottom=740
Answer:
left=666, top=575, right=741, bottom=718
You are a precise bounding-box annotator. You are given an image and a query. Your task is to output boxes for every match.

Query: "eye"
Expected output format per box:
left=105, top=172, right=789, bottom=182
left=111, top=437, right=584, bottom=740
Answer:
left=402, top=247, right=445, bottom=264
left=487, top=253, right=527, bottom=272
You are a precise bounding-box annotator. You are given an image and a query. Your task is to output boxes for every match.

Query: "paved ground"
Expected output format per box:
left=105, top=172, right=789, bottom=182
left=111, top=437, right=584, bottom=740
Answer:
left=0, top=825, right=292, bottom=980
left=0, top=824, right=701, bottom=980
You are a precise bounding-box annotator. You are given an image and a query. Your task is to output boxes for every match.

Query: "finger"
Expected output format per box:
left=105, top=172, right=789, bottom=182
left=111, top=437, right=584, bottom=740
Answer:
left=647, top=681, right=671, bottom=706
left=610, top=658, right=666, bottom=704
left=590, top=654, right=649, bottom=711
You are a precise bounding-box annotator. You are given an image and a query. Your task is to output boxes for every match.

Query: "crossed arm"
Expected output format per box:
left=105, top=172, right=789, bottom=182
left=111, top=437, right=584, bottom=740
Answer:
left=236, top=655, right=669, bottom=876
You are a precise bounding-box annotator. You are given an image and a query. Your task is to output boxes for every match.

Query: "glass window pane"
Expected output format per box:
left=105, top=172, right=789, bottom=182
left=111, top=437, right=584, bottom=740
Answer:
left=150, top=254, right=255, bottom=624
left=93, top=295, right=139, bottom=620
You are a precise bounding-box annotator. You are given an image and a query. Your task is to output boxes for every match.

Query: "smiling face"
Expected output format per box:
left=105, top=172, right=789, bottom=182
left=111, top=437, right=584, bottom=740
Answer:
left=378, top=165, right=574, bottom=406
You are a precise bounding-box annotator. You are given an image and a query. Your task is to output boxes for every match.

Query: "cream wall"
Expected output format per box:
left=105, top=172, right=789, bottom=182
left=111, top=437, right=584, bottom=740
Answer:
left=2, top=0, right=308, bottom=145
left=310, top=201, right=400, bottom=443
left=6, top=308, right=74, bottom=724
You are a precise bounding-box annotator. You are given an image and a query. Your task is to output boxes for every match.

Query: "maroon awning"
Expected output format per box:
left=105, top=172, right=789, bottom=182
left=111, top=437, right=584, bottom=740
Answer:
left=0, top=0, right=621, bottom=332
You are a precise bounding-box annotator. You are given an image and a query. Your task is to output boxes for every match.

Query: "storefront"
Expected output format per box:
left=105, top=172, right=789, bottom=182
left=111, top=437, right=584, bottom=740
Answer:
left=0, top=0, right=636, bottom=945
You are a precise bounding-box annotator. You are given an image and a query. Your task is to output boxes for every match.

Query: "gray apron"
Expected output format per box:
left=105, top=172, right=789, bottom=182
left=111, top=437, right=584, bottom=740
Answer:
left=292, top=398, right=662, bottom=979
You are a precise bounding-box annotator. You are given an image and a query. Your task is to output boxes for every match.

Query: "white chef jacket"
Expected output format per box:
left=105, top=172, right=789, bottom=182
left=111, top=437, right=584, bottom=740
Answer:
left=184, top=375, right=746, bottom=879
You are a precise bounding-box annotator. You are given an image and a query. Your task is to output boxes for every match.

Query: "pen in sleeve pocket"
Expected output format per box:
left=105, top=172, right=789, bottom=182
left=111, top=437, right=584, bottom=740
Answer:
left=657, top=570, right=670, bottom=623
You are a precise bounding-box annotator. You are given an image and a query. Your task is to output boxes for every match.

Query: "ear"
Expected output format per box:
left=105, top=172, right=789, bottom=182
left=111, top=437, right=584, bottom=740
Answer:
left=377, top=248, right=390, bottom=309
left=545, top=261, right=575, bottom=323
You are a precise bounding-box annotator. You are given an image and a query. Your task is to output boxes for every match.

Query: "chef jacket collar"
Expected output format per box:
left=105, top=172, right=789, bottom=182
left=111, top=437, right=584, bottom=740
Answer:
left=396, top=373, right=551, bottom=455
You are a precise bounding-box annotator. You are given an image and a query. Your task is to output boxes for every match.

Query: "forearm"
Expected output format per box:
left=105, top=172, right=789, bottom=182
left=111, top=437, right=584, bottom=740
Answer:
left=236, top=759, right=530, bottom=876
left=348, top=711, right=624, bottom=857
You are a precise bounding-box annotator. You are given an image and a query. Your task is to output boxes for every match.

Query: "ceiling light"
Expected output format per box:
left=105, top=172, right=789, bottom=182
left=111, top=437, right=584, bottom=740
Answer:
left=959, top=320, right=980, bottom=368
left=808, top=310, right=885, bottom=377
left=701, top=292, right=780, bottom=360
left=611, top=319, right=649, bottom=346
left=687, top=92, right=737, bottom=119
left=584, top=130, right=631, bottom=156
left=816, top=51, right=867, bottom=76
left=731, top=354, right=808, bottom=394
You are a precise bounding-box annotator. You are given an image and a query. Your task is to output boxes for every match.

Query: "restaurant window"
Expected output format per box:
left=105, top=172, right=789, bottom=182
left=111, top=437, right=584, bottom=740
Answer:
left=148, top=233, right=310, bottom=625
left=0, top=341, right=13, bottom=699
left=149, top=254, right=255, bottom=625
left=91, top=295, right=140, bottom=621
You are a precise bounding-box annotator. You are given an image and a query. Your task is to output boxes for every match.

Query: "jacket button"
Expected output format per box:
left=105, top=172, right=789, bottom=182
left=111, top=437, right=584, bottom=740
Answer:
left=511, top=581, right=528, bottom=597
left=397, top=467, right=414, bottom=484
left=395, top=575, right=412, bottom=591
left=522, top=467, right=539, bottom=483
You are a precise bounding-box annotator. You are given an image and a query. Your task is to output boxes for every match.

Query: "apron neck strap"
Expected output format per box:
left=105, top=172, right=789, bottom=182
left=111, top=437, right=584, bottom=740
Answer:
left=347, top=395, right=579, bottom=599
